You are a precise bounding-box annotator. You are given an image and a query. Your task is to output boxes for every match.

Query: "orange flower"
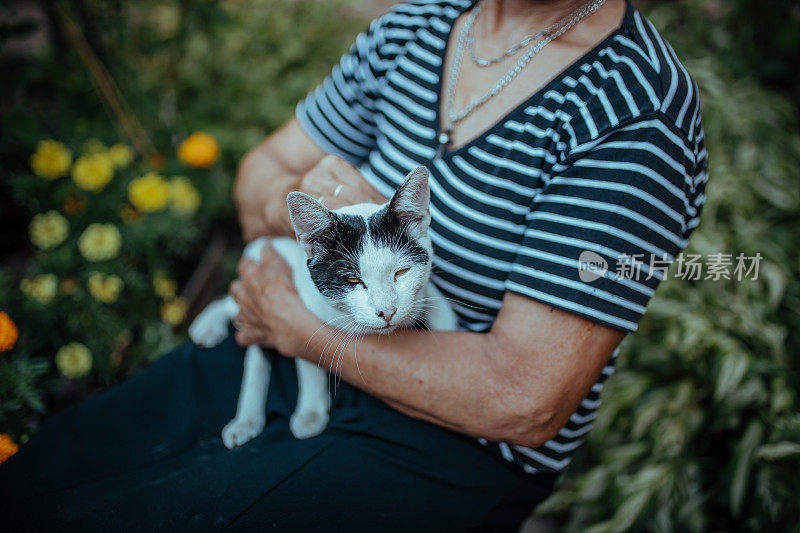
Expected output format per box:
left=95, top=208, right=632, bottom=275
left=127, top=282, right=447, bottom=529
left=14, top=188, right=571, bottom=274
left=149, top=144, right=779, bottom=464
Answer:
left=177, top=132, right=220, bottom=168
left=0, top=311, right=19, bottom=352
left=0, top=434, right=19, bottom=464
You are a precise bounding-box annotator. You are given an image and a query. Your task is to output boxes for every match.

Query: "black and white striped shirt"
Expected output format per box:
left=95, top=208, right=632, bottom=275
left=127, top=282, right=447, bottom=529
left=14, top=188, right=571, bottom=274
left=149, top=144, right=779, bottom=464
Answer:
left=296, top=0, right=707, bottom=473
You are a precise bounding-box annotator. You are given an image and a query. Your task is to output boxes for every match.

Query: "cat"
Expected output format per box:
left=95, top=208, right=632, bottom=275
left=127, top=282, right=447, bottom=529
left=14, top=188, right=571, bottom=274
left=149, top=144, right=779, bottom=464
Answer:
left=188, top=166, right=458, bottom=448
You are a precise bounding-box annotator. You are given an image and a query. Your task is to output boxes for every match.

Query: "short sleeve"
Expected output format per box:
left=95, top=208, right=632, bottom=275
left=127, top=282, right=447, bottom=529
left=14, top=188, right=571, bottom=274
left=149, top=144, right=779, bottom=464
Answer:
left=505, top=114, right=706, bottom=332
left=296, top=12, right=398, bottom=166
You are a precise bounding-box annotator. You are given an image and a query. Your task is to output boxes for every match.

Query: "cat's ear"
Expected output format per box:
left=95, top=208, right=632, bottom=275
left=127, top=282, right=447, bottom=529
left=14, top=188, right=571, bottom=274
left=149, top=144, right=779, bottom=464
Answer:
left=286, top=192, right=335, bottom=257
left=388, top=166, right=430, bottom=238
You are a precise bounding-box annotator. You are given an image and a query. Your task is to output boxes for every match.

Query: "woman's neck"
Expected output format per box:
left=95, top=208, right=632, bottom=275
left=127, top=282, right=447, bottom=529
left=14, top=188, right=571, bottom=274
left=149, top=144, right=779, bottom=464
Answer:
left=479, top=0, right=589, bottom=36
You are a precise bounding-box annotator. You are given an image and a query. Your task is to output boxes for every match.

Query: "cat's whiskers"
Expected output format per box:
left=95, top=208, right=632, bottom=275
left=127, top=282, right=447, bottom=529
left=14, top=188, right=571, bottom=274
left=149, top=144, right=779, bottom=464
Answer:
left=307, top=315, right=353, bottom=371
left=332, top=321, right=362, bottom=390
left=320, top=318, right=357, bottom=374
left=306, top=314, right=351, bottom=353
left=413, top=295, right=486, bottom=312
left=351, top=324, right=367, bottom=385
left=409, top=302, right=446, bottom=349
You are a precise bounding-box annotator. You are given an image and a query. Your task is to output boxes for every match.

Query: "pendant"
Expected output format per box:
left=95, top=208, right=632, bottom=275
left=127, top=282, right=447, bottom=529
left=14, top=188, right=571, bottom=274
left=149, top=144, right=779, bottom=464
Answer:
left=435, top=128, right=452, bottom=159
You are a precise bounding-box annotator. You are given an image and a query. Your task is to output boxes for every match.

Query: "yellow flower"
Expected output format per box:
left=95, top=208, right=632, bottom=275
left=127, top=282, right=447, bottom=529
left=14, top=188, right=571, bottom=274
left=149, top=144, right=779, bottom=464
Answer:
left=106, top=143, right=134, bottom=168
left=153, top=271, right=177, bottom=299
left=78, top=223, right=122, bottom=261
left=161, top=297, right=188, bottom=326
left=82, top=139, right=106, bottom=154
left=169, top=176, right=201, bottom=215
left=87, top=272, right=123, bottom=303
left=55, top=342, right=92, bottom=379
left=177, top=132, right=219, bottom=168
left=0, top=434, right=19, bottom=465
left=30, top=140, right=72, bottom=179
left=0, top=312, right=19, bottom=352
left=72, top=152, right=114, bottom=191
left=29, top=210, right=68, bottom=250
left=20, top=274, right=58, bottom=304
left=128, top=172, right=170, bottom=212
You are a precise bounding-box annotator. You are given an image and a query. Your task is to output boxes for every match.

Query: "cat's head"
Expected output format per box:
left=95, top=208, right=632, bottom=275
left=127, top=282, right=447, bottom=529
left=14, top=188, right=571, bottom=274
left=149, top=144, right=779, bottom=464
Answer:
left=286, top=167, right=432, bottom=333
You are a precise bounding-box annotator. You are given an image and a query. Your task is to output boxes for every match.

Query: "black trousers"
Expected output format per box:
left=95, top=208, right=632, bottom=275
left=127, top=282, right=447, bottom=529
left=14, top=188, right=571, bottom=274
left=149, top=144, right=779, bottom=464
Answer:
left=0, top=330, right=556, bottom=532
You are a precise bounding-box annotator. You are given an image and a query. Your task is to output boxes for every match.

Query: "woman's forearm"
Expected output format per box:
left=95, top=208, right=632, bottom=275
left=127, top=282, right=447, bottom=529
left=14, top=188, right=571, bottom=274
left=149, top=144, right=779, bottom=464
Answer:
left=296, top=323, right=556, bottom=447
left=233, top=119, right=330, bottom=240
left=234, top=144, right=298, bottom=240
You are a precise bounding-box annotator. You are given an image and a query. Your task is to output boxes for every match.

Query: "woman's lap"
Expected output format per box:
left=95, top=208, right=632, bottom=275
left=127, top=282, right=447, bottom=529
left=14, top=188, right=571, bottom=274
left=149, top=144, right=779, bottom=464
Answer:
left=0, top=330, right=555, bottom=532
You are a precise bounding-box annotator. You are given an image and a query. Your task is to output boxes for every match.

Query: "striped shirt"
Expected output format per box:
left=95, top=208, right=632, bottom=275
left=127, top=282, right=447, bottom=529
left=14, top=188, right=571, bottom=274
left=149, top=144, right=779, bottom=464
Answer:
left=296, top=0, right=707, bottom=473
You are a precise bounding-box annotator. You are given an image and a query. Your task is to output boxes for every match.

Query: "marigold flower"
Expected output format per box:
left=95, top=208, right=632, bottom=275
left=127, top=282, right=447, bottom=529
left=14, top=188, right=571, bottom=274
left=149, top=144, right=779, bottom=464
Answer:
left=0, top=312, right=19, bottom=352
left=177, top=132, right=219, bottom=168
left=55, top=342, right=92, bottom=379
left=106, top=143, right=134, bottom=168
left=78, top=223, right=122, bottom=262
left=153, top=271, right=177, bottom=299
left=20, top=274, right=58, bottom=304
left=128, top=172, right=170, bottom=212
left=29, top=210, right=69, bottom=250
left=0, top=434, right=19, bottom=465
left=87, top=272, right=124, bottom=303
left=72, top=152, right=114, bottom=191
left=30, top=140, right=72, bottom=179
left=161, top=297, right=188, bottom=326
left=169, top=176, right=201, bottom=215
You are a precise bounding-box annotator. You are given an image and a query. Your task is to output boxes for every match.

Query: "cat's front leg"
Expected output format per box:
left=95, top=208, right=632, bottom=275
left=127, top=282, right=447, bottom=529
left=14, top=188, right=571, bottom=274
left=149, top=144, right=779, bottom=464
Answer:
left=289, top=359, right=330, bottom=439
left=222, top=345, right=270, bottom=449
left=189, top=296, right=238, bottom=348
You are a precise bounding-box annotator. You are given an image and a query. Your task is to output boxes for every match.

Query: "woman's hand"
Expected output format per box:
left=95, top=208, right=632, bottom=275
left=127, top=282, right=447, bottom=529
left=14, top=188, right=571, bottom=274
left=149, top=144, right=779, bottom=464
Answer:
left=297, top=155, right=386, bottom=210
left=229, top=245, right=320, bottom=356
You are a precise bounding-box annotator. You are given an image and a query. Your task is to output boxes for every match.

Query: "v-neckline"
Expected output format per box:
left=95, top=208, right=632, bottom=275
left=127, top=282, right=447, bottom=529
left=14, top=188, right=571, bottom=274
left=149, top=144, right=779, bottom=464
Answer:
left=431, top=0, right=636, bottom=160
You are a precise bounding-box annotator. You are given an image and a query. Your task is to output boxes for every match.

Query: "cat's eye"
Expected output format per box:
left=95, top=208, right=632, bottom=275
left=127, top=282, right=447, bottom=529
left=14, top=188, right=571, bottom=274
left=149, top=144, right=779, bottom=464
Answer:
left=347, top=278, right=363, bottom=285
left=395, top=268, right=410, bottom=278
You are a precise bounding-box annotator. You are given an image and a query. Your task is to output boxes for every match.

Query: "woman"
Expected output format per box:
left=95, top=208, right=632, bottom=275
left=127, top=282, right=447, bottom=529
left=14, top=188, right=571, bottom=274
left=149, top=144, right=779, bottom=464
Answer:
left=0, top=0, right=706, bottom=531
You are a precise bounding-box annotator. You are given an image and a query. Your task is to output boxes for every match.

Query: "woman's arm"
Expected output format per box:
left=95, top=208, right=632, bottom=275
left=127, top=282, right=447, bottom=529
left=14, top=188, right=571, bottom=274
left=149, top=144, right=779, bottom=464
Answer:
left=235, top=119, right=385, bottom=241
left=231, top=247, right=625, bottom=448
left=234, top=119, right=326, bottom=240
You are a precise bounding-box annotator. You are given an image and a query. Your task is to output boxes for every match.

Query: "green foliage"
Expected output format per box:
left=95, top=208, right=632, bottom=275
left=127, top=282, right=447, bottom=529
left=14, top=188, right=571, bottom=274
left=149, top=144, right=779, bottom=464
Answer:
left=98, top=0, right=365, bottom=158
left=0, top=138, right=217, bottom=437
left=0, top=0, right=365, bottom=441
left=539, top=3, right=800, bottom=531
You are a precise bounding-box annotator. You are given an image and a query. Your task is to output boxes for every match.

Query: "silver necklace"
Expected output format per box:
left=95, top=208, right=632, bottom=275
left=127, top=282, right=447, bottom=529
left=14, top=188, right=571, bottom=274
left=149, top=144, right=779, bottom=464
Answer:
left=467, top=1, right=545, bottom=67
left=437, top=0, right=606, bottom=157
left=465, top=1, right=541, bottom=67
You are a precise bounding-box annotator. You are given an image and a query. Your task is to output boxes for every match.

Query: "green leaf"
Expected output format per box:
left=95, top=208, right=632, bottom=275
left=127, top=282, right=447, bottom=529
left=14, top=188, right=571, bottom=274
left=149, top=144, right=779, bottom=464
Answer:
left=730, top=420, right=764, bottom=517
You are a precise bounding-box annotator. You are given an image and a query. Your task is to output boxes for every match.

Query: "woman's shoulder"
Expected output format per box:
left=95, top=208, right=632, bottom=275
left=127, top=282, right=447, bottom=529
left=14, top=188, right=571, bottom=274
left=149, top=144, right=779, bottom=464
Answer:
left=580, top=5, right=701, bottom=145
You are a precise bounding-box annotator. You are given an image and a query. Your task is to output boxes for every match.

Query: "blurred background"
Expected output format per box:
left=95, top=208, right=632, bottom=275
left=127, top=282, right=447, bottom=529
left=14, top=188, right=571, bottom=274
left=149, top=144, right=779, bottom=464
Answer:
left=0, top=1, right=798, bottom=531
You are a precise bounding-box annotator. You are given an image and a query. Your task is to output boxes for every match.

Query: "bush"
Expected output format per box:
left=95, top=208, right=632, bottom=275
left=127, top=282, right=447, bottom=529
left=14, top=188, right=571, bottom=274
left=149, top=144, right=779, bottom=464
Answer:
left=0, top=0, right=365, bottom=443
left=539, top=3, right=800, bottom=531
left=0, top=135, right=224, bottom=438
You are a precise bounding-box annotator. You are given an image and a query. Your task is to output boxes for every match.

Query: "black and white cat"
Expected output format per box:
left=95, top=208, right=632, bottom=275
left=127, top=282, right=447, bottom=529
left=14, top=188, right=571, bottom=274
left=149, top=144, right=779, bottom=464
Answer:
left=189, top=167, right=457, bottom=448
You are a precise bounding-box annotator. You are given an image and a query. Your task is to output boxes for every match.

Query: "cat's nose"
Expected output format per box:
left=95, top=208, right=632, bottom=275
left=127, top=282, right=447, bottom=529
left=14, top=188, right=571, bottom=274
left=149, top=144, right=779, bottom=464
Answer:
left=376, top=307, right=397, bottom=325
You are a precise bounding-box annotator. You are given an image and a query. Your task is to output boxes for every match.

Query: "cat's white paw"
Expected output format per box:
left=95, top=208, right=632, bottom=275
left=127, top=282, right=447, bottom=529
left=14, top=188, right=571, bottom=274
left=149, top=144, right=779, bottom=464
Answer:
left=189, top=314, right=229, bottom=348
left=289, top=408, right=329, bottom=439
left=221, top=416, right=265, bottom=449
